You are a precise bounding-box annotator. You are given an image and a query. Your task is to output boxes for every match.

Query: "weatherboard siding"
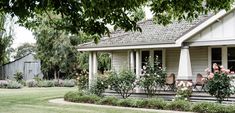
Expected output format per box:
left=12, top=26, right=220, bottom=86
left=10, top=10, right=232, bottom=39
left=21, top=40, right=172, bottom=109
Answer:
left=1, top=54, right=42, bottom=80
left=189, top=47, right=208, bottom=81
left=187, top=10, right=235, bottom=42
left=165, top=48, right=180, bottom=76
left=111, top=51, right=129, bottom=72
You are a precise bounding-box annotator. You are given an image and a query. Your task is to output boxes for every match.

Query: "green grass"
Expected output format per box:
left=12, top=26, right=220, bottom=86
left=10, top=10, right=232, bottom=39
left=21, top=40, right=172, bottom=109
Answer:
left=0, top=87, right=159, bottom=113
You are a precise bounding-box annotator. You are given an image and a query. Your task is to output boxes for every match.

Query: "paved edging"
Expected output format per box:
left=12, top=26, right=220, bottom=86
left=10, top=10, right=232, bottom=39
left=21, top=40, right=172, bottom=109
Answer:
left=49, top=98, right=195, bottom=113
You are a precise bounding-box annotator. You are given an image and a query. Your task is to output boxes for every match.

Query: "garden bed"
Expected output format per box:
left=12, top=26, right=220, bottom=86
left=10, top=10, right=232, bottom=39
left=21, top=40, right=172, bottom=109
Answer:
left=64, top=91, right=235, bottom=113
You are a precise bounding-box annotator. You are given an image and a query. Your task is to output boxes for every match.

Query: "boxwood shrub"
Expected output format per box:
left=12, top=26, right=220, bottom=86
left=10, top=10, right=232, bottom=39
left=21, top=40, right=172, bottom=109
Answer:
left=64, top=91, right=101, bottom=104
left=166, top=100, right=191, bottom=111
left=97, top=96, right=118, bottom=106
left=64, top=91, right=235, bottom=113
left=192, top=102, right=235, bottom=113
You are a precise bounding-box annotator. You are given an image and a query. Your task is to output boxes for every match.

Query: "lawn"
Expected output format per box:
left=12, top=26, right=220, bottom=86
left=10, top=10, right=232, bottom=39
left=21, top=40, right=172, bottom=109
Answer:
left=0, top=87, right=159, bottom=113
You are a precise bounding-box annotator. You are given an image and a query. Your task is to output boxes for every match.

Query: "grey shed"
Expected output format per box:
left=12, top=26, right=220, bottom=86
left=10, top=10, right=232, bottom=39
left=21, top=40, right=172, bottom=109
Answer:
left=0, top=53, right=43, bottom=80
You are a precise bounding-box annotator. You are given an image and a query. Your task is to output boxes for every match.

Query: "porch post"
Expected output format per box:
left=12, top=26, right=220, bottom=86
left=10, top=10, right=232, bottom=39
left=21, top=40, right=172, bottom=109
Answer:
left=135, top=50, right=141, bottom=93
left=88, top=52, right=93, bottom=89
left=92, top=51, right=98, bottom=76
left=130, top=50, right=135, bottom=72
left=177, top=46, right=193, bottom=80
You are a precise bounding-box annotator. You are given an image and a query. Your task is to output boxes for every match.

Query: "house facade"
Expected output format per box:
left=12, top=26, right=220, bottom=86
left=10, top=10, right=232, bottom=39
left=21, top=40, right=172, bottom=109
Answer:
left=78, top=9, right=235, bottom=89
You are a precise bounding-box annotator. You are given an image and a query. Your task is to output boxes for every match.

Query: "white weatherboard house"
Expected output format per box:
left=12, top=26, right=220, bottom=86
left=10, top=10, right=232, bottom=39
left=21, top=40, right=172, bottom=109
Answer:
left=78, top=9, right=235, bottom=89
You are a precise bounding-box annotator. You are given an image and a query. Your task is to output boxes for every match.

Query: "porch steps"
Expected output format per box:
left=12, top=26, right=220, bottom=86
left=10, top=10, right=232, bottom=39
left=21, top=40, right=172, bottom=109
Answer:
left=104, top=91, right=235, bottom=104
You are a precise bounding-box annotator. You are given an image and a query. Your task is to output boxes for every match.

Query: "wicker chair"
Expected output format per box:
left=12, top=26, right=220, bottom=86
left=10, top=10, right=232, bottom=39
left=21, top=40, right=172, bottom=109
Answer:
left=164, top=73, right=176, bottom=91
left=193, top=73, right=205, bottom=91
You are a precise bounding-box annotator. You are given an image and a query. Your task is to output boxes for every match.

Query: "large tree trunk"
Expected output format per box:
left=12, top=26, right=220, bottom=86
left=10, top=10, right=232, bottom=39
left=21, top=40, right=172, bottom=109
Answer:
left=54, top=70, right=57, bottom=79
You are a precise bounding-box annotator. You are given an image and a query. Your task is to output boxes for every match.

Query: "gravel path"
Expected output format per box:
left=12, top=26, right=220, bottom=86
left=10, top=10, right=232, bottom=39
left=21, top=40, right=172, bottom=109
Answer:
left=49, top=98, right=195, bottom=113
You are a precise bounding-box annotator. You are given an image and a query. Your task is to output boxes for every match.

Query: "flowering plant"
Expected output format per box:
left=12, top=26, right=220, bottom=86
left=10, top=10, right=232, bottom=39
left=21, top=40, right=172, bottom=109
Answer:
left=204, top=63, right=234, bottom=103
left=173, top=81, right=192, bottom=101
left=139, top=56, right=167, bottom=97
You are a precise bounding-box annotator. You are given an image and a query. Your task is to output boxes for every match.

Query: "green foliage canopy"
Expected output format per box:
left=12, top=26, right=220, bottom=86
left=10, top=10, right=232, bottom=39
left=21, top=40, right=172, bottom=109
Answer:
left=0, top=0, right=234, bottom=39
left=14, top=43, right=36, bottom=59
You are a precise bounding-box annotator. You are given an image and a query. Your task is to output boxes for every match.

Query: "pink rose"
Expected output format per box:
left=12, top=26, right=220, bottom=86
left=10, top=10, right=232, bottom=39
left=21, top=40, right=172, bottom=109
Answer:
left=225, top=69, right=230, bottom=74
left=221, top=68, right=226, bottom=73
left=208, top=73, right=214, bottom=79
left=231, top=71, right=235, bottom=74
left=204, top=68, right=210, bottom=73
left=214, top=70, right=219, bottom=73
left=213, top=63, right=219, bottom=70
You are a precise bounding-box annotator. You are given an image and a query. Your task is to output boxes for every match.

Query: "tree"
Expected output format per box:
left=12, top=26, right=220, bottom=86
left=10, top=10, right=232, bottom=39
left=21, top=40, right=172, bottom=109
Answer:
left=0, top=13, right=13, bottom=65
left=14, top=43, right=36, bottom=59
left=0, top=0, right=233, bottom=41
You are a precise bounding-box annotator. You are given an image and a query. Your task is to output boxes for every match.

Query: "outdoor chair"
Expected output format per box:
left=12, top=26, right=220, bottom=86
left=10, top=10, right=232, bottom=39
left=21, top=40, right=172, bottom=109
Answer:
left=164, top=73, right=176, bottom=91
left=193, top=73, right=206, bottom=91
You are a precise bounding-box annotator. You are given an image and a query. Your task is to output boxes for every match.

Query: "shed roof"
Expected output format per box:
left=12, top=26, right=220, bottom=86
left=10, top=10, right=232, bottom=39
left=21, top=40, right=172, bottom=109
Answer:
left=78, top=14, right=213, bottom=49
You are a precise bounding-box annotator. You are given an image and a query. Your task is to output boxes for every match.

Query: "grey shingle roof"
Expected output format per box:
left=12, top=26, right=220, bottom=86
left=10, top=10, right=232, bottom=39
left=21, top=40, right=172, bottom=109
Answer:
left=78, top=15, right=213, bottom=48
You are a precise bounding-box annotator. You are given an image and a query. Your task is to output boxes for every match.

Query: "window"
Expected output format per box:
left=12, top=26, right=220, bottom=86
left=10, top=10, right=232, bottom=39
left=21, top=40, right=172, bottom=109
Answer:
left=228, top=47, right=235, bottom=71
left=141, top=51, right=150, bottom=68
left=211, top=48, right=222, bottom=71
left=141, top=50, right=163, bottom=70
left=154, top=50, right=162, bottom=67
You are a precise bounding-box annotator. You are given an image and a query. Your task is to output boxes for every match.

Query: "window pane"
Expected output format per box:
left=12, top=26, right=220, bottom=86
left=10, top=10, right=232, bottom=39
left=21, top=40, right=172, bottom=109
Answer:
left=141, top=51, right=149, bottom=68
left=154, top=50, right=162, bottom=67
left=211, top=48, right=222, bottom=71
left=228, top=47, right=235, bottom=71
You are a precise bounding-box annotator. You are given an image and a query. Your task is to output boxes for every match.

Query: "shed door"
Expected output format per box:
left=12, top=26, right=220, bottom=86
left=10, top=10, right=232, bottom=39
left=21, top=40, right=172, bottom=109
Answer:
left=24, top=62, right=41, bottom=80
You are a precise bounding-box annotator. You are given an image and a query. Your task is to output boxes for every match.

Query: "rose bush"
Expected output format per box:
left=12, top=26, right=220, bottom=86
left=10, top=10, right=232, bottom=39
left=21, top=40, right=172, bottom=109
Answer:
left=205, top=63, right=234, bottom=103
left=173, top=81, right=192, bottom=101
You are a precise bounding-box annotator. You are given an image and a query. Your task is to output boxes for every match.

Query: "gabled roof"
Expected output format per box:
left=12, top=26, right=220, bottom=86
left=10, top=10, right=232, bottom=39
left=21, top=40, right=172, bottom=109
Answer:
left=3, top=53, right=35, bottom=66
left=78, top=14, right=212, bottom=49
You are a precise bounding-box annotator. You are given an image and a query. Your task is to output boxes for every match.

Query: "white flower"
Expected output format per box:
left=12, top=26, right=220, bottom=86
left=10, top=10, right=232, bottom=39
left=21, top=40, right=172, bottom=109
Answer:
left=184, top=98, right=188, bottom=100
left=186, top=82, right=193, bottom=87
left=143, top=66, right=147, bottom=70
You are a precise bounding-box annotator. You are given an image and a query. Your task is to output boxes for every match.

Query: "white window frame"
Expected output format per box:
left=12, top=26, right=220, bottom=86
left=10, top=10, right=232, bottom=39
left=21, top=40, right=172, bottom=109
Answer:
left=140, top=49, right=166, bottom=68
left=208, top=46, right=234, bottom=70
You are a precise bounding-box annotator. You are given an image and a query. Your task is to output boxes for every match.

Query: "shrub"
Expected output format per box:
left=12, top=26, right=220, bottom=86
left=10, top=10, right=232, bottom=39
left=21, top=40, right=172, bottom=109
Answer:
left=174, top=81, right=192, bottom=101
left=145, top=98, right=166, bottom=109
left=89, top=75, right=108, bottom=96
left=77, top=70, right=89, bottom=90
left=117, top=98, right=135, bottom=107
left=108, top=69, right=136, bottom=98
left=204, top=63, right=233, bottom=103
left=192, top=102, right=232, bottom=113
left=52, top=79, right=61, bottom=87
left=6, top=81, right=22, bottom=89
left=0, top=80, right=8, bottom=88
left=38, top=80, right=54, bottom=87
left=33, top=75, right=42, bottom=82
left=166, top=100, right=191, bottom=111
left=63, top=79, right=76, bottom=87
left=14, top=72, right=24, bottom=82
left=130, top=98, right=166, bottom=109
left=64, top=91, right=100, bottom=104
left=97, top=96, right=118, bottom=105
left=26, top=80, right=38, bottom=87
left=138, top=56, right=167, bottom=97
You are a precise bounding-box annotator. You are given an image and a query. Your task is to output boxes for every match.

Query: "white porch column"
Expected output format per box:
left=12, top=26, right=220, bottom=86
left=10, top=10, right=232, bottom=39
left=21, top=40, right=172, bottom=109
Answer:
left=135, top=50, right=141, bottom=93
left=88, top=52, right=93, bottom=89
left=130, top=50, right=135, bottom=72
left=92, top=51, right=98, bottom=75
left=177, top=46, right=193, bottom=80
left=222, top=46, right=228, bottom=69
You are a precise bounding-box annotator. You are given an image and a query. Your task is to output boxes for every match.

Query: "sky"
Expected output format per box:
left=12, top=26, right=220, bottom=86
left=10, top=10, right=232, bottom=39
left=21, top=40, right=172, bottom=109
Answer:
left=12, top=7, right=153, bottom=49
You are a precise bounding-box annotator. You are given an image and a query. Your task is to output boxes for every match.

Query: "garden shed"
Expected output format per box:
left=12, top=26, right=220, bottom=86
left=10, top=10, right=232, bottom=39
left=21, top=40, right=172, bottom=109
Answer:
left=0, top=53, right=43, bottom=80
